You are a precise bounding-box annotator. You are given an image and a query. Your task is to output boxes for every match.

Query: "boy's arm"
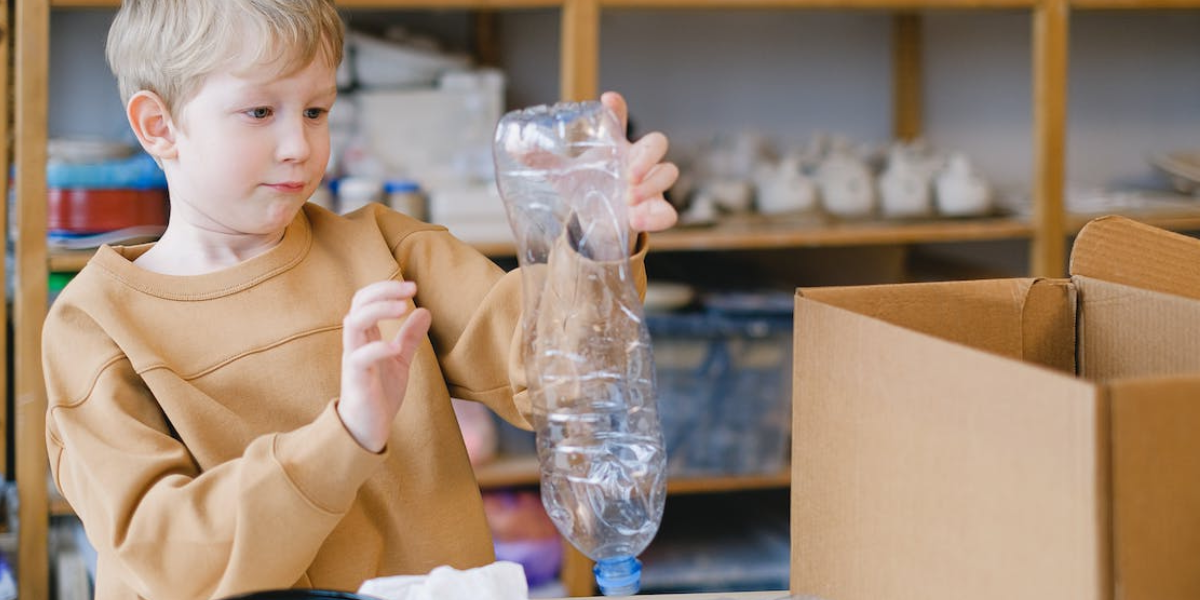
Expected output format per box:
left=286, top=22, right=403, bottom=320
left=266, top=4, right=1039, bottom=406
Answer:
left=393, top=227, right=649, bottom=431
left=45, top=317, right=382, bottom=599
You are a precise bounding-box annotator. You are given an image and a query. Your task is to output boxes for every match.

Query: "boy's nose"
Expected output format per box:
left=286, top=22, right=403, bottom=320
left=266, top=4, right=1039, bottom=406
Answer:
left=276, top=119, right=312, bottom=163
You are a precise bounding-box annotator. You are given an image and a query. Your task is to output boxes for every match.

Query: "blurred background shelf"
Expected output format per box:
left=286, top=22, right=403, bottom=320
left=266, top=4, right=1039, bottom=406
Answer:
left=13, top=0, right=1200, bottom=599
left=473, top=453, right=791, bottom=494
left=48, top=215, right=1035, bottom=271
left=50, top=0, right=564, bottom=7
left=46, top=455, right=791, bottom=517
left=48, top=205, right=1200, bottom=273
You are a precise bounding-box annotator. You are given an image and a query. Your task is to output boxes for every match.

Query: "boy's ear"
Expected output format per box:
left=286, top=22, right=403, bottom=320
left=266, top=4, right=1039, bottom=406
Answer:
left=126, top=91, right=178, bottom=160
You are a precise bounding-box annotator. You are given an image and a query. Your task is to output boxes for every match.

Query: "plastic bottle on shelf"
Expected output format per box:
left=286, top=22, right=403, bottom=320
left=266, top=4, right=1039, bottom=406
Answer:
left=385, top=179, right=427, bottom=221
left=493, top=100, right=666, bottom=597
left=336, top=176, right=384, bottom=215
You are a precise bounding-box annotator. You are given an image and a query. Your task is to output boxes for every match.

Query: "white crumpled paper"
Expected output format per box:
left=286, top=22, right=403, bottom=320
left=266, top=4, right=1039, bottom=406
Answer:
left=357, top=561, right=529, bottom=600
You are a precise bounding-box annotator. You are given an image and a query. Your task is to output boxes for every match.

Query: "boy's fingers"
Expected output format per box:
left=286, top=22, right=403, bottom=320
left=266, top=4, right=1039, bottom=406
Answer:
left=629, top=198, right=679, bottom=233
left=631, top=162, right=680, bottom=204
left=344, top=301, right=411, bottom=334
left=391, top=308, right=432, bottom=367
left=351, top=280, right=417, bottom=311
left=344, top=308, right=430, bottom=370
left=345, top=340, right=406, bottom=371
left=600, top=91, right=628, bottom=134
left=342, top=299, right=415, bottom=353
left=628, top=132, right=669, bottom=181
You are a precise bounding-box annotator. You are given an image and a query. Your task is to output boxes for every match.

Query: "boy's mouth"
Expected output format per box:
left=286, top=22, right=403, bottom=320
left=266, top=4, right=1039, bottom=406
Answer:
left=265, top=181, right=306, bottom=193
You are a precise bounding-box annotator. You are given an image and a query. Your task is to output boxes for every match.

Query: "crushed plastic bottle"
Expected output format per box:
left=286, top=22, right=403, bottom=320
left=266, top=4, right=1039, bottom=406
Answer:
left=493, top=101, right=667, bottom=596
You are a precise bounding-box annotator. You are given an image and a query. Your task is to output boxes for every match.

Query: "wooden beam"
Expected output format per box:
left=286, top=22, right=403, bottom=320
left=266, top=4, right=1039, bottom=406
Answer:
left=560, top=544, right=595, bottom=597
left=561, top=0, right=599, bottom=101
left=1031, top=0, right=1068, bottom=276
left=16, top=0, right=51, bottom=597
left=0, top=0, right=11, bottom=482
left=471, top=10, right=501, bottom=68
left=892, top=12, right=922, bottom=141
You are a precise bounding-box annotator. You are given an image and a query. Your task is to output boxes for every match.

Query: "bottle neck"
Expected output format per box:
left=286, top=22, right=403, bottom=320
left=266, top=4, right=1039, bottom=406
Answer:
left=593, top=556, right=642, bottom=596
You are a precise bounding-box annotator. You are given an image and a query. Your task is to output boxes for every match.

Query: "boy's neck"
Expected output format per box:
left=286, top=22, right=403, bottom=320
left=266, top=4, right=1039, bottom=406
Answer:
left=132, top=220, right=288, bottom=276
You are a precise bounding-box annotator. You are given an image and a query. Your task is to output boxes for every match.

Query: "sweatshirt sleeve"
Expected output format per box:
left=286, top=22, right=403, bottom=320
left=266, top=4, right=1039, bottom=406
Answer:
left=392, top=226, right=649, bottom=432
left=44, top=311, right=386, bottom=599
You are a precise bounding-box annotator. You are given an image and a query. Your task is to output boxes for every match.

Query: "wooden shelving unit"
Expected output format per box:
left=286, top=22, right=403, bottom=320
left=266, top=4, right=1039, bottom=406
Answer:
left=10, top=0, right=1199, bottom=599
left=475, top=454, right=792, bottom=494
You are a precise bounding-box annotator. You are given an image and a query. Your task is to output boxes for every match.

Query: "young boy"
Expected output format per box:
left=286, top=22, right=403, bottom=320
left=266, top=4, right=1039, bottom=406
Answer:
left=41, top=1, right=679, bottom=598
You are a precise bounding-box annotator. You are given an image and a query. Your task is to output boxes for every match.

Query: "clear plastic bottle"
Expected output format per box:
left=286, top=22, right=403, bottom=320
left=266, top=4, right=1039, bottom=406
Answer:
left=493, top=101, right=666, bottom=596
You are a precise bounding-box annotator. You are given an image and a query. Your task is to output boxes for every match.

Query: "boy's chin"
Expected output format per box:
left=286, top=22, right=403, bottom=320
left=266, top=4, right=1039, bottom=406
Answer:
left=257, top=200, right=307, bottom=230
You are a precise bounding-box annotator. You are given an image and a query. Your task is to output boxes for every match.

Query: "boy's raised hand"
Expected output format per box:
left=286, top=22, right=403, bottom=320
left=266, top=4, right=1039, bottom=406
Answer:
left=337, top=280, right=432, bottom=453
left=601, top=91, right=680, bottom=233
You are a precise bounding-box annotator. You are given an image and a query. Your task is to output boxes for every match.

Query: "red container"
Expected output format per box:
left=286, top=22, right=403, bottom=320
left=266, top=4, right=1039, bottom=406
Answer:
left=48, top=188, right=169, bottom=233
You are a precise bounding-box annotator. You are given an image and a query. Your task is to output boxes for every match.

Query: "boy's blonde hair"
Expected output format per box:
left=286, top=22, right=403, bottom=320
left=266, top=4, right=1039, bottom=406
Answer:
left=107, top=0, right=344, bottom=115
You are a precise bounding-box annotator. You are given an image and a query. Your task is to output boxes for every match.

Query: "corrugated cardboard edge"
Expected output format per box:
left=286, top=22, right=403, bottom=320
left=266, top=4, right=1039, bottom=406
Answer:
left=1107, top=376, right=1200, bottom=600
left=1070, top=215, right=1200, bottom=301
left=797, top=278, right=1075, bottom=372
left=1075, top=275, right=1200, bottom=380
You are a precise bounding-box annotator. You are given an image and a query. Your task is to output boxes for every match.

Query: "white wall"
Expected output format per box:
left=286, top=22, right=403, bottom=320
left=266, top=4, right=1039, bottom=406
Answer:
left=50, top=8, right=1200, bottom=192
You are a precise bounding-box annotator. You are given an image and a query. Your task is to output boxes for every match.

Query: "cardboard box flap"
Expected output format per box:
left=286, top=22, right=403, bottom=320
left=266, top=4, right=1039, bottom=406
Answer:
left=1076, top=276, right=1200, bottom=380
left=797, top=278, right=1075, bottom=372
left=1070, top=215, right=1200, bottom=301
left=1108, top=376, right=1200, bottom=599
left=793, top=293, right=1104, bottom=600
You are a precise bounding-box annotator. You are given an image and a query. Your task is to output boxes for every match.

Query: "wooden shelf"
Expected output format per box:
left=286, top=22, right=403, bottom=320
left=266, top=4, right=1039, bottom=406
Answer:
left=48, top=250, right=93, bottom=273
left=1070, top=0, right=1200, bottom=8
left=602, top=0, right=1036, bottom=8
left=666, top=469, right=792, bottom=494
left=474, top=454, right=790, bottom=493
left=50, top=208, right=1200, bottom=273
left=50, top=0, right=1049, bottom=7
left=46, top=455, right=789, bottom=518
left=648, top=215, right=1036, bottom=251
left=46, top=217, right=1035, bottom=272
left=441, top=216, right=1040, bottom=257
left=475, top=454, right=543, bottom=488
left=51, top=0, right=562, bottom=7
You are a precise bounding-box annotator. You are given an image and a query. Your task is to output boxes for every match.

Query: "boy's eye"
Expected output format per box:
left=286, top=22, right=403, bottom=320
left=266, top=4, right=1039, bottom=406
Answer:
left=304, top=108, right=328, bottom=120
left=246, top=107, right=272, bottom=119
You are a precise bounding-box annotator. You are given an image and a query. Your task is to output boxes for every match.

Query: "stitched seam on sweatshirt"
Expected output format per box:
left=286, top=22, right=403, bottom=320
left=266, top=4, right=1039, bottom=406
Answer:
left=58, top=353, right=132, bottom=410
left=388, top=224, right=449, bottom=256
left=448, top=381, right=511, bottom=397
left=139, top=325, right=343, bottom=380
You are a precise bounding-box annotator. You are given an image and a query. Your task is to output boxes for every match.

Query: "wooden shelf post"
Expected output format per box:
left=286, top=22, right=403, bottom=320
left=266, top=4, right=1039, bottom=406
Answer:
left=0, top=0, right=11, bottom=483
left=1032, top=0, right=1069, bottom=277
left=15, top=0, right=52, bottom=599
left=892, top=12, right=923, bottom=142
left=561, top=0, right=599, bottom=101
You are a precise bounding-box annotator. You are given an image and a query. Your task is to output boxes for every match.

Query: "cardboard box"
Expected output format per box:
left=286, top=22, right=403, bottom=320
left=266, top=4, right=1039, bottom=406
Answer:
left=791, top=216, right=1200, bottom=600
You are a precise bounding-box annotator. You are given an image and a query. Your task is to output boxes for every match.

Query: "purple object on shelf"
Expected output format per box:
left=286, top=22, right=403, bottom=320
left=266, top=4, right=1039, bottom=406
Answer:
left=494, top=537, right=563, bottom=587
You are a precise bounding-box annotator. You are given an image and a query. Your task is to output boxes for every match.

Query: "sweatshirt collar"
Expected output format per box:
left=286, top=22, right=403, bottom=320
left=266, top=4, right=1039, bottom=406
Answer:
left=90, top=207, right=313, bottom=301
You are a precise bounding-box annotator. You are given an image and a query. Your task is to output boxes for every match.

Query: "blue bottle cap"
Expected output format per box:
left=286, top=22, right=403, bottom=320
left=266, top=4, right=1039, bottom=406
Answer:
left=384, top=179, right=420, bottom=194
left=593, top=556, right=642, bottom=596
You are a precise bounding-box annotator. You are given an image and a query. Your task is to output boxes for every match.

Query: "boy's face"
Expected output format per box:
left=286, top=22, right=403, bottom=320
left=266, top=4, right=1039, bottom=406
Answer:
left=166, top=56, right=337, bottom=236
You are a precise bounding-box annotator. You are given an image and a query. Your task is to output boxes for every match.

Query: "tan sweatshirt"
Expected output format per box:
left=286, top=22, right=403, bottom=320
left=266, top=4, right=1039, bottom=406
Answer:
left=42, top=203, right=647, bottom=600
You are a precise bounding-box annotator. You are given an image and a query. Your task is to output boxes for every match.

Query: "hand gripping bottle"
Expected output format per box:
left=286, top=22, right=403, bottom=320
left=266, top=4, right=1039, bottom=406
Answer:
left=493, top=101, right=666, bottom=596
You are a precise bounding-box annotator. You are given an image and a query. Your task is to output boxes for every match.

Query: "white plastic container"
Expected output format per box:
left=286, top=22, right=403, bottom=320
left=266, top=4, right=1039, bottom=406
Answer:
left=336, top=176, right=384, bottom=215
